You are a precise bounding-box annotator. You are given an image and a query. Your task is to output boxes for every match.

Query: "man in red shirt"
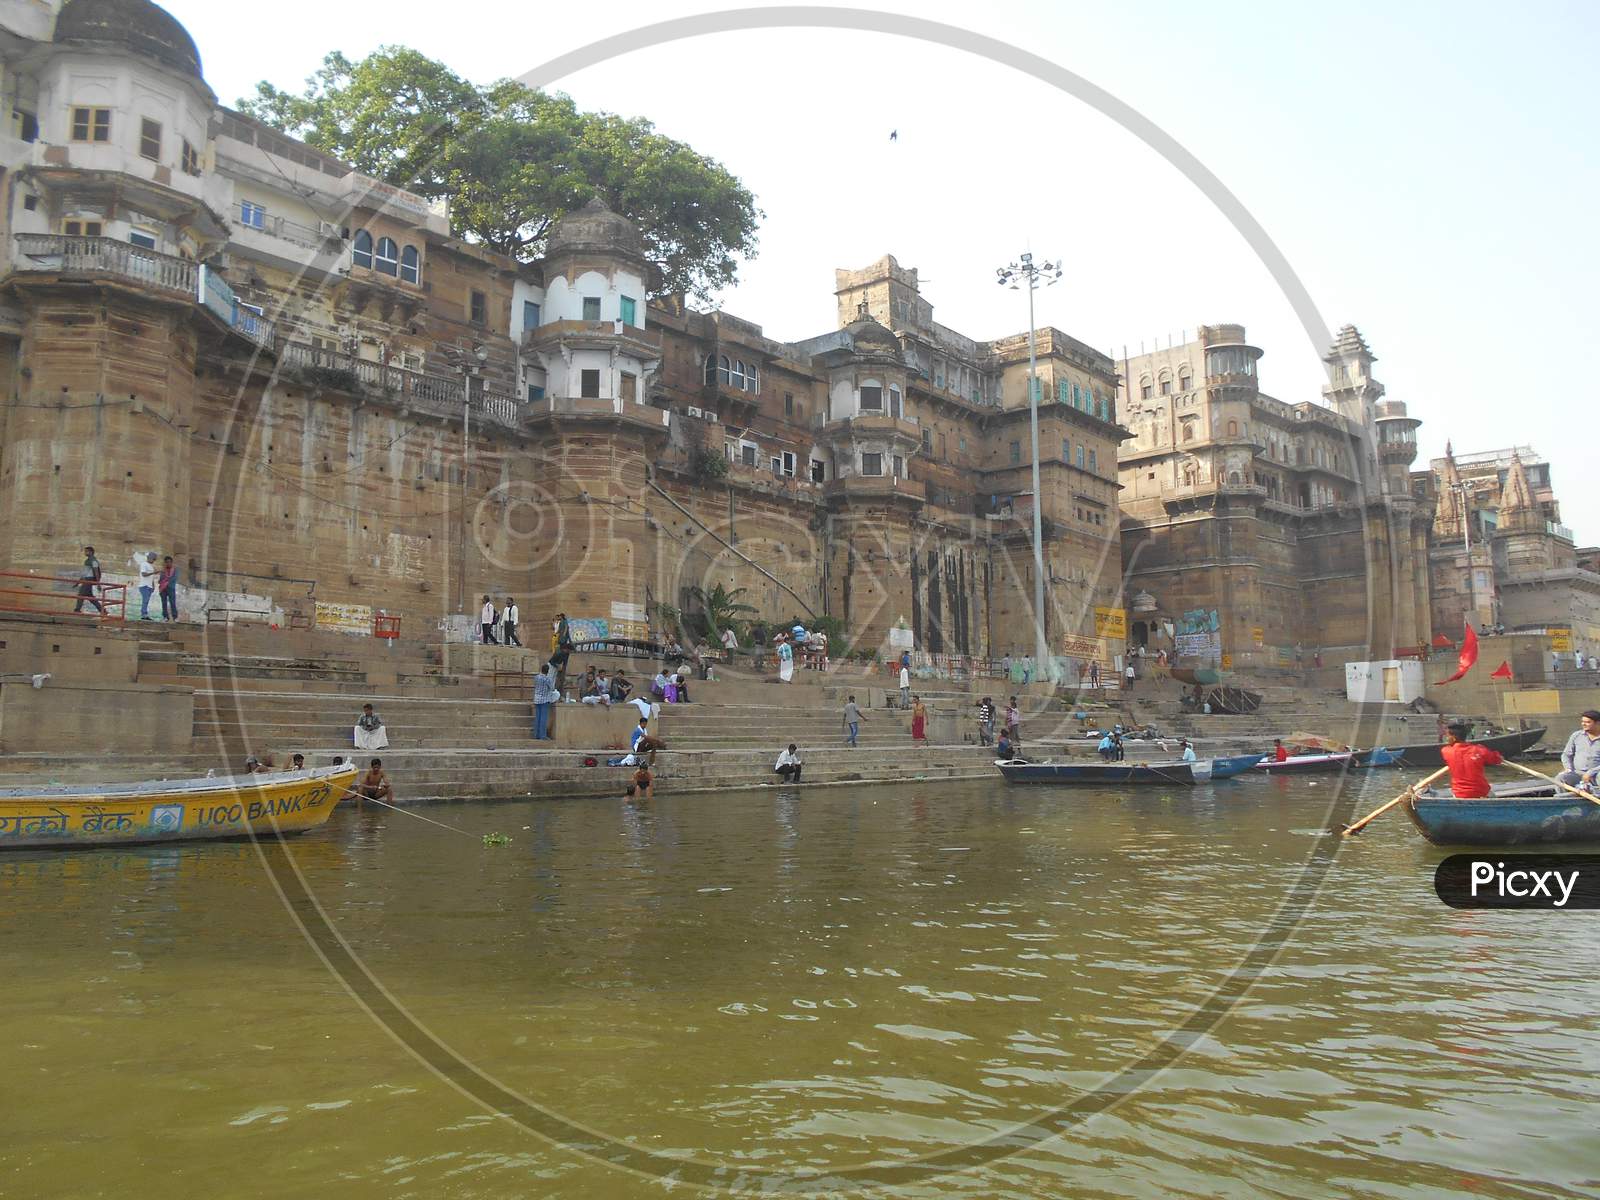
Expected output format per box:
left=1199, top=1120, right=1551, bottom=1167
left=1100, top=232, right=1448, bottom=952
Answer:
left=1439, top=723, right=1503, bottom=798
left=1274, top=739, right=1290, bottom=763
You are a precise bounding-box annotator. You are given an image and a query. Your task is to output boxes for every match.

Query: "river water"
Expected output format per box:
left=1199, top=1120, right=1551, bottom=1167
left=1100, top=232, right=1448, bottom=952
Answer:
left=3, top=773, right=1596, bottom=1198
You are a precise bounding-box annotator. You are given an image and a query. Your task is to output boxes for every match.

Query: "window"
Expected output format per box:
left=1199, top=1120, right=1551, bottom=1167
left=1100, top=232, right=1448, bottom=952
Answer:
left=783, top=392, right=794, bottom=417
left=1010, top=441, right=1021, bottom=465
left=859, top=384, right=882, bottom=411
left=1178, top=370, right=1192, bottom=391
left=1088, top=449, right=1098, bottom=473
left=771, top=456, right=783, bottom=476
left=527, top=383, right=545, bottom=402
left=62, top=219, right=103, bottom=237
left=1227, top=420, right=1239, bottom=436
left=15, top=109, right=38, bottom=142
left=1029, top=378, right=1042, bottom=402
left=746, top=364, right=759, bottom=393
left=522, top=300, right=541, bottom=332
left=811, top=459, right=826, bottom=483
left=22, top=194, right=36, bottom=211
left=1182, top=420, right=1196, bottom=442
left=580, top=369, right=601, bottom=398
left=732, top=359, right=746, bottom=390
left=139, top=118, right=161, bottom=161
left=352, top=229, right=372, bottom=268
left=861, top=452, right=883, bottom=476
left=400, top=245, right=420, bottom=284
left=620, top=371, right=637, bottom=403
left=619, top=295, right=637, bottom=326
left=1057, top=379, right=1069, bottom=404
left=1140, top=378, right=1153, bottom=400
left=374, top=237, right=398, bottom=276
left=1076, top=445, right=1086, bottom=469
left=888, top=385, right=901, bottom=416
left=1160, top=375, right=1173, bottom=396
left=470, top=290, right=487, bottom=326
left=780, top=451, right=796, bottom=478
left=718, top=355, right=731, bottom=385
left=1062, top=438, right=1070, bottom=461
left=958, top=436, right=967, bottom=452
left=240, top=201, right=266, bottom=230
left=181, top=139, right=199, bottom=175
left=71, top=106, right=110, bottom=143
left=893, top=455, right=905, bottom=477
left=582, top=296, right=601, bottom=321
left=128, top=230, right=157, bottom=250
left=741, top=443, right=758, bottom=467
left=922, top=428, right=932, bottom=453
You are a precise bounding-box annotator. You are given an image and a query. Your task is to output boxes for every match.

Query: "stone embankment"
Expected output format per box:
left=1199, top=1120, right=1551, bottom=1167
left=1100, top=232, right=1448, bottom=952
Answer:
left=0, top=612, right=1546, bottom=802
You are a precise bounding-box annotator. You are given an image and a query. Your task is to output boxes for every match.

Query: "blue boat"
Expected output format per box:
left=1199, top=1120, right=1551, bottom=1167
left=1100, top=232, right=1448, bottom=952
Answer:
left=1403, top=781, right=1600, bottom=846
left=997, top=754, right=1263, bottom=785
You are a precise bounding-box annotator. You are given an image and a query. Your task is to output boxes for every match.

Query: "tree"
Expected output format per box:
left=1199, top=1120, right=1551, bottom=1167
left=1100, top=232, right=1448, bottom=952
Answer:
left=684, top=583, right=757, bottom=641
left=241, top=48, right=762, bottom=300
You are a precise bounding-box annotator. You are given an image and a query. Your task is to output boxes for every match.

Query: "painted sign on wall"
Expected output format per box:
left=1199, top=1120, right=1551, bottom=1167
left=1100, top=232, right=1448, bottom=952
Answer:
left=1092, top=607, right=1127, bottom=639
left=315, top=601, right=373, bottom=636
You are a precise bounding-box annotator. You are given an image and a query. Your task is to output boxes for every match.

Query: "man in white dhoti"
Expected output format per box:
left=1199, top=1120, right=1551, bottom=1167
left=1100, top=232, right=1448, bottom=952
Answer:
left=354, top=703, right=389, bottom=750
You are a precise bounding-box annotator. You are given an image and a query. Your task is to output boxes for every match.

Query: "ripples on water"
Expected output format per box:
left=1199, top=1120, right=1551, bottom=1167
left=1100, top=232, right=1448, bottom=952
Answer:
left=1, top=774, right=1596, bottom=1198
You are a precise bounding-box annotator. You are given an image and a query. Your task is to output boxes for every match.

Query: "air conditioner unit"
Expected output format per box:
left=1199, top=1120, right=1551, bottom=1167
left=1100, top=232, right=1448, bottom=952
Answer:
left=685, top=406, right=704, bottom=419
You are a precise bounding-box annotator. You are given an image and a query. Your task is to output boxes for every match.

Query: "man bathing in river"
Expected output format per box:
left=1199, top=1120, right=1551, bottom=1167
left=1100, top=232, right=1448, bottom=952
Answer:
left=356, top=758, right=393, bottom=803
left=624, top=764, right=653, bottom=800
left=1440, top=723, right=1503, bottom=798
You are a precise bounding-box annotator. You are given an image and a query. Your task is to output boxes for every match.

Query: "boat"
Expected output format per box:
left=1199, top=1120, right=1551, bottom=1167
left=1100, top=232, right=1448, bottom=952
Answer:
left=997, top=754, right=1263, bottom=785
left=0, top=764, right=357, bottom=850
left=1255, top=751, right=1356, bottom=775
left=1403, top=781, right=1600, bottom=846
left=1355, top=726, right=1546, bottom=768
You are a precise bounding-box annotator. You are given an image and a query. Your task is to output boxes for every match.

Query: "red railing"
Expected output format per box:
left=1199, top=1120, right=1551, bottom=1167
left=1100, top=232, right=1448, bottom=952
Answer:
left=374, top=614, right=402, bottom=640
left=0, top=571, right=126, bottom=622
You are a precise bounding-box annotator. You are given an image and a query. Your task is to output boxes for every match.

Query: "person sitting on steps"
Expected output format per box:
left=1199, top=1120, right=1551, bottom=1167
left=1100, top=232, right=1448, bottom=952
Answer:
left=775, top=743, right=803, bottom=784
left=356, top=758, right=393, bottom=802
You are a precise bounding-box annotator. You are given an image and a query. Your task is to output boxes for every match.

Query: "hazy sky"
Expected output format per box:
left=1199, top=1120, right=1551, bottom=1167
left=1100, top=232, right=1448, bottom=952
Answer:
left=165, top=0, right=1599, bottom=543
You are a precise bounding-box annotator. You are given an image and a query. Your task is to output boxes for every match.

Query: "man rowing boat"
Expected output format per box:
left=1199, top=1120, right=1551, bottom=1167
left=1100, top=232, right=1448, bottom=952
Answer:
left=1439, top=723, right=1503, bottom=798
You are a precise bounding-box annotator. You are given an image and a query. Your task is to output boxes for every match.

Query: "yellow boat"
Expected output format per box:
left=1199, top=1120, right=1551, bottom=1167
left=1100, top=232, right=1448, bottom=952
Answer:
left=0, top=764, right=356, bottom=849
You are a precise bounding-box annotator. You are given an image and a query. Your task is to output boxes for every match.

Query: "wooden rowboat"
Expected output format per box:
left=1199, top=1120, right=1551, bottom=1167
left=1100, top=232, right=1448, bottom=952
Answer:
left=1403, top=780, right=1600, bottom=846
left=1255, top=751, right=1355, bottom=775
left=998, top=754, right=1263, bottom=785
left=1355, top=726, right=1546, bottom=769
left=0, top=764, right=356, bottom=850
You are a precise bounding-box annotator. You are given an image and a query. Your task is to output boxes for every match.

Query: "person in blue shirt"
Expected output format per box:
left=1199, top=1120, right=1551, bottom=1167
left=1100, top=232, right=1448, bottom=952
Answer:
left=532, top=662, right=558, bottom=739
left=1180, top=740, right=1197, bottom=762
left=1097, top=733, right=1115, bottom=761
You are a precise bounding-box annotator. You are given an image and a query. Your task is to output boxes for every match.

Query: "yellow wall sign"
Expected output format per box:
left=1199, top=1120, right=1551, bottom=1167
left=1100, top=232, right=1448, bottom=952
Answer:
left=1551, top=629, right=1573, bottom=652
left=315, top=601, right=373, bottom=636
left=1221, top=653, right=1234, bottom=670
left=1251, top=626, right=1265, bottom=647
left=1092, top=607, right=1127, bottom=639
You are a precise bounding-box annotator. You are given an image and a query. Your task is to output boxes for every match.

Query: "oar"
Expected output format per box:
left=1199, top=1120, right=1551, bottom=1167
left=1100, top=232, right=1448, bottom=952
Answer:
left=1342, top=766, right=1449, bottom=837
left=1503, top=760, right=1600, bottom=807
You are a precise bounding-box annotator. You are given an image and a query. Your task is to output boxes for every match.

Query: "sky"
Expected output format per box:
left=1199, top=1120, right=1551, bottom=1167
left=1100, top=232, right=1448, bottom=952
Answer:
left=164, top=0, right=1599, bottom=543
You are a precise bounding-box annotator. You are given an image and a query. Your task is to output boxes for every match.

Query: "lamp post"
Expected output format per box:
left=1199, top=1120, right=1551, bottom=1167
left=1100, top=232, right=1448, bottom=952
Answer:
left=457, top=344, right=489, bottom=616
left=996, top=252, right=1062, bottom=668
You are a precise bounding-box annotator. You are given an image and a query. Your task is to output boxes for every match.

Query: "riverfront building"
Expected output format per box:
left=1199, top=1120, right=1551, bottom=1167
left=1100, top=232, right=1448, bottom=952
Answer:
left=1114, top=324, right=1435, bottom=668
left=0, top=0, right=1131, bottom=669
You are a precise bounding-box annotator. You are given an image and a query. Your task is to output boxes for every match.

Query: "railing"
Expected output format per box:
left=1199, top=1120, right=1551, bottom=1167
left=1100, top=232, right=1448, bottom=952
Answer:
left=277, top=342, right=521, bottom=429
left=14, top=234, right=195, bottom=297
left=0, top=571, right=126, bottom=623
left=198, top=265, right=276, bottom=350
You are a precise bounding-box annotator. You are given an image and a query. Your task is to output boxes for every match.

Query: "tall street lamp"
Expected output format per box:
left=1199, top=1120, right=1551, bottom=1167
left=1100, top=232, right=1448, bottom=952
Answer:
left=456, top=344, right=489, bottom=616
left=996, top=252, right=1062, bottom=669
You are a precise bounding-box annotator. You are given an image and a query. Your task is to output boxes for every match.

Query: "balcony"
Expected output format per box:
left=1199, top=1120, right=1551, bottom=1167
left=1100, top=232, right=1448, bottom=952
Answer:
left=229, top=213, right=348, bottom=275
left=277, top=342, right=520, bottom=429
left=13, top=234, right=275, bottom=349
left=818, top=410, right=922, bottom=445
left=525, top=394, right=671, bottom=434
left=824, top=473, right=926, bottom=504
left=523, top=318, right=662, bottom=358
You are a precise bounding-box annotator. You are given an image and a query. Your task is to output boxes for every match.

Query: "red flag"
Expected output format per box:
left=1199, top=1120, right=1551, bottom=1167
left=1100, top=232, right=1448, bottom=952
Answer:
left=1432, top=632, right=1455, bottom=649
left=1490, top=660, right=1513, bottom=681
left=1439, top=621, right=1479, bottom=684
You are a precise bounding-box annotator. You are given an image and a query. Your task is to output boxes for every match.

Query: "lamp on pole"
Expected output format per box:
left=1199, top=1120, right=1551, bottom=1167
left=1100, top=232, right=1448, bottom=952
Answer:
left=456, top=344, right=489, bottom=616
left=996, top=251, right=1062, bottom=668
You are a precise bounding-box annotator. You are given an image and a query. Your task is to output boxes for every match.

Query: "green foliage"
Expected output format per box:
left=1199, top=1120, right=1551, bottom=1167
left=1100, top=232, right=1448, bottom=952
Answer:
left=688, top=445, right=729, bottom=482
left=685, top=582, right=757, bottom=640
left=241, top=48, right=762, bottom=301
left=482, top=832, right=512, bottom=847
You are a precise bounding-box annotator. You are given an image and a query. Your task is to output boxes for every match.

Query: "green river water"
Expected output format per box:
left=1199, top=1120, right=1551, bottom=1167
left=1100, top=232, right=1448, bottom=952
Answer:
left=2, top=773, right=1596, bottom=1198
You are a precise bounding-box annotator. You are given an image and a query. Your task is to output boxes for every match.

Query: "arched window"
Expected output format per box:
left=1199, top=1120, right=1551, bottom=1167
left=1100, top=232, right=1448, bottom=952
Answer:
left=747, top=364, right=759, bottom=393
left=1229, top=471, right=1241, bottom=485
left=400, top=245, right=420, bottom=284
left=1182, top=420, right=1195, bottom=442
left=1158, top=372, right=1173, bottom=396
left=1139, top=376, right=1152, bottom=400
left=719, top=355, right=731, bottom=385
left=704, top=355, right=717, bottom=385
left=374, top=237, right=398, bottom=276
left=1178, top=367, right=1192, bottom=391
left=1227, top=420, right=1238, bottom=436
left=352, top=229, right=372, bottom=269
left=732, top=359, right=746, bottom=389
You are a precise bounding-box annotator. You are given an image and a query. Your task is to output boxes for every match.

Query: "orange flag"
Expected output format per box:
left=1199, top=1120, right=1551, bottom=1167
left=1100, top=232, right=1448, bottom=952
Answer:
left=1439, top=620, right=1479, bottom=684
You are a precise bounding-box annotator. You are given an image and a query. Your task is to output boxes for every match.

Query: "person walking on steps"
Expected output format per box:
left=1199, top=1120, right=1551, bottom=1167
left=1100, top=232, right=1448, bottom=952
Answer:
left=842, top=695, right=865, bottom=748
left=502, top=597, right=521, bottom=646
left=911, top=695, right=928, bottom=745
left=158, top=555, right=179, bottom=620
left=480, top=596, right=498, bottom=645
left=74, top=546, right=104, bottom=614
left=899, top=662, right=911, bottom=709
left=976, top=696, right=996, bottom=746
